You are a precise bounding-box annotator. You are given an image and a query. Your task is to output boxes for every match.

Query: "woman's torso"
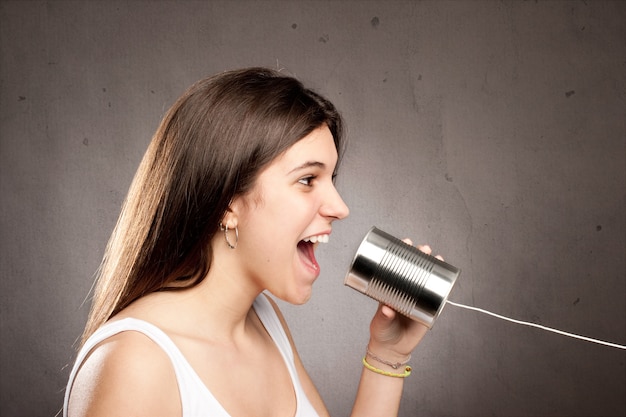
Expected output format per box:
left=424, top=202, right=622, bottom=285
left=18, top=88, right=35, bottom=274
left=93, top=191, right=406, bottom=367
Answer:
left=64, top=294, right=319, bottom=417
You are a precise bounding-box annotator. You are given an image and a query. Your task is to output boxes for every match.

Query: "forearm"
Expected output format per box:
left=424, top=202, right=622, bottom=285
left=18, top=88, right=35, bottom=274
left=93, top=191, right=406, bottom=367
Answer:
left=350, top=364, right=406, bottom=417
left=350, top=242, right=438, bottom=417
left=351, top=305, right=423, bottom=417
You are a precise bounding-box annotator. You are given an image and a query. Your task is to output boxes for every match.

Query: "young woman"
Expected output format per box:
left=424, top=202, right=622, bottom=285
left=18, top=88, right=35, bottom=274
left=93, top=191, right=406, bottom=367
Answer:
left=64, top=67, right=433, bottom=417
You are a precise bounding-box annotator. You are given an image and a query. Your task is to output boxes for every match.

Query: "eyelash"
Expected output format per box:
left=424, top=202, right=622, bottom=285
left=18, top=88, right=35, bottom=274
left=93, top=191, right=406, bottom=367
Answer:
left=298, top=173, right=338, bottom=187
left=298, top=175, right=316, bottom=187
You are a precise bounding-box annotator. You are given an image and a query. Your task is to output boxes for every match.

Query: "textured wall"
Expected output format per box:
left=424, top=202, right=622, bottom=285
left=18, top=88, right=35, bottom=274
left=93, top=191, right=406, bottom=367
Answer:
left=1, top=1, right=624, bottom=416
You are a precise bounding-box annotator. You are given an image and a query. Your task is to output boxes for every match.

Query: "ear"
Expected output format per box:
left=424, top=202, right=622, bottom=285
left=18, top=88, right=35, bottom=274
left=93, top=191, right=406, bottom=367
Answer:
left=220, top=197, right=243, bottom=229
left=220, top=211, right=237, bottom=231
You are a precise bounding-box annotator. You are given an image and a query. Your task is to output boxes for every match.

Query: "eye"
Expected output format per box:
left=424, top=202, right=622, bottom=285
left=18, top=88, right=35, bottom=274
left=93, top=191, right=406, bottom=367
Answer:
left=298, top=175, right=316, bottom=187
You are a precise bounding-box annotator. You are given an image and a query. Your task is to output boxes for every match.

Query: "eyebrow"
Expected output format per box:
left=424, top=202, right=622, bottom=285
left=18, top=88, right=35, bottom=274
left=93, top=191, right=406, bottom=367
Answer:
left=288, top=161, right=326, bottom=174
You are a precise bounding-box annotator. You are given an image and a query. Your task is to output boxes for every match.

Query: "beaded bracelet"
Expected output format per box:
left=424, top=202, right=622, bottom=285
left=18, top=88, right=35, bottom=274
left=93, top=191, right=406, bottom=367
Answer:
left=366, top=346, right=411, bottom=370
left=362, top=357, right=412, bottom=378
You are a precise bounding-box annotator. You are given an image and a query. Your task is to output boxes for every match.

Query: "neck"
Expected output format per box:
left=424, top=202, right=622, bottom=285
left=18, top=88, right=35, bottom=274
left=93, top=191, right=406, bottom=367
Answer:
left=183, top=249, right=263, bottom=343
left=116, top=241, right=264, bottom=346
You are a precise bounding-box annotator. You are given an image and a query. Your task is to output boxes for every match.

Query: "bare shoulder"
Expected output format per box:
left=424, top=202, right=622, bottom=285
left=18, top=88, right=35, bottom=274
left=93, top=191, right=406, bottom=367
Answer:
left=67, top=330, right=180, bottom=417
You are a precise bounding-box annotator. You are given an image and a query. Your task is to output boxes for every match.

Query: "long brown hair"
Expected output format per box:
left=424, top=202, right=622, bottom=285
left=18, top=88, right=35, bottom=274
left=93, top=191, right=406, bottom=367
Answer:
left=81, top=68, right=344, bottom=345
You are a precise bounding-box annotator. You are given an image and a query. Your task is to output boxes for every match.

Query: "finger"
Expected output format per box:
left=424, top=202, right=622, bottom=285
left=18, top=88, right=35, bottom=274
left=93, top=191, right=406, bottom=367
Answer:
left=435, top=254, right=444, bottom=261
left=416, top=244, right=432, bottom=255
left=381, top=304, right=396, bottom=319
left=402, top=238, right=413, bottom=246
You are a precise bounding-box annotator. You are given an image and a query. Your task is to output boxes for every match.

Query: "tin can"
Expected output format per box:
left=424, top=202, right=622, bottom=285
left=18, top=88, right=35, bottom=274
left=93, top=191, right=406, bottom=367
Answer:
left=344, top=227, right=460, bottom=328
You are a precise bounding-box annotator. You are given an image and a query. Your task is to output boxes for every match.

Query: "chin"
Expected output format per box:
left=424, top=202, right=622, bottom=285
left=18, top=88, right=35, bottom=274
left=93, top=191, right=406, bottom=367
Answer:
left=293, top=294, right=312, bottom=305
left=267, top=286, right=313, bottom=306
left=286, top=288, right=314, bottom=306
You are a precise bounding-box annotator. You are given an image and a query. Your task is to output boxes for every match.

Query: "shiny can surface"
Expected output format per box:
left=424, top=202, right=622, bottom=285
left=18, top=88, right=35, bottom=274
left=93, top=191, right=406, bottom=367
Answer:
left=344, top=227, right=460, bottom=328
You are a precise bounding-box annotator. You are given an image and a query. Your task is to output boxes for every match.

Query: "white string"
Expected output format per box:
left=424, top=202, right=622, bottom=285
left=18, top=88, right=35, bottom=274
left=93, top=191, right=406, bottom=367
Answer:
left=446, top=300, right=626, bottom=350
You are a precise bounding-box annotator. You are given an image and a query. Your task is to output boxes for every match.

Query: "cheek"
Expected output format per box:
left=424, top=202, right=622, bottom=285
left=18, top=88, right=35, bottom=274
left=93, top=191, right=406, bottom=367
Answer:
left=239, top=185, right=318, bottom=248
left=258, top=191, right=305, bottom=225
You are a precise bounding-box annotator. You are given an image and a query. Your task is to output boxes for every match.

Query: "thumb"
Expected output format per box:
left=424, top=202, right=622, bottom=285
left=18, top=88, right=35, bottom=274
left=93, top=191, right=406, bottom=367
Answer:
left=371, top=303, right=403, bottom=346
left=380, top=304, right=397, bottom=320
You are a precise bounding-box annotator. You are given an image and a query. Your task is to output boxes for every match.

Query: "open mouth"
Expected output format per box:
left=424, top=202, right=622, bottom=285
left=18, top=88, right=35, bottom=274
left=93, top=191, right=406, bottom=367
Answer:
left=297, top=234, right=329, bottom=272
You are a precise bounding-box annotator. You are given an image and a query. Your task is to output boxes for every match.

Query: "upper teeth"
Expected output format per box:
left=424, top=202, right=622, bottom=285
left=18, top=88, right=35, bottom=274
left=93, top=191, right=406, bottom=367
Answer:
left=303, top=235, right=329, bottom=244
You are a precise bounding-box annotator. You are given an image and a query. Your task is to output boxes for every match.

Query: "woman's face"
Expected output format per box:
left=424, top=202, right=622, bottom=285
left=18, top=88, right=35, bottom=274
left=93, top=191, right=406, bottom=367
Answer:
left=231, top=125, right=350, bottom=304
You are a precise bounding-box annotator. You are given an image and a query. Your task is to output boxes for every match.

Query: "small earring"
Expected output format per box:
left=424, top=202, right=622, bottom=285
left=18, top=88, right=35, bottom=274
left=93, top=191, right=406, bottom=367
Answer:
left=219, top=222, right=238, bottom=249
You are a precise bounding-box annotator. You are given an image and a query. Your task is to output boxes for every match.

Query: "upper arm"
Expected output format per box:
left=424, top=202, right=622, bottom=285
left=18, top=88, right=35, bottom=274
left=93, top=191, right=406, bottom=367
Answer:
left=264, top=295, right=331, bottom=417
left=67, top=330, right=181, bottom=417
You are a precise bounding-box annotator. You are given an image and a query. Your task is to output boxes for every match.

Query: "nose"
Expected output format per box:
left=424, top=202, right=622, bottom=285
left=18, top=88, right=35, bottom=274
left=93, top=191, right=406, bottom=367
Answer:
left=321, top=183, right=350, bottom=220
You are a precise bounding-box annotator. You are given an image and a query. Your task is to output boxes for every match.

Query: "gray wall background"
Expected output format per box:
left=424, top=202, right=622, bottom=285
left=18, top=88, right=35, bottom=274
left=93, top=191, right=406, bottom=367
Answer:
left=1, top=1, right=624, bottom=416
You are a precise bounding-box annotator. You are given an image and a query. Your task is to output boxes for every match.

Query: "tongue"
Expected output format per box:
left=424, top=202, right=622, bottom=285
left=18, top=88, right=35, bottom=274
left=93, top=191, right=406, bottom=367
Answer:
left=297, top=241, right=319, bottom=271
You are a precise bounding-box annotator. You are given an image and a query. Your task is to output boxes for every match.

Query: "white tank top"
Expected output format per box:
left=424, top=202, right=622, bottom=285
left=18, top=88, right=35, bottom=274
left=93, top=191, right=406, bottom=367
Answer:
left=63, top=294, right=319, bottom=416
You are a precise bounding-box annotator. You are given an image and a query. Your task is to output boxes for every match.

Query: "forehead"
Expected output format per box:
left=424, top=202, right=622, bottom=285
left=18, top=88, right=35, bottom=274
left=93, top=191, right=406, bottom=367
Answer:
left=275, top=125, right=338, bottom=171
left=241, top=125, right=338, bottom=204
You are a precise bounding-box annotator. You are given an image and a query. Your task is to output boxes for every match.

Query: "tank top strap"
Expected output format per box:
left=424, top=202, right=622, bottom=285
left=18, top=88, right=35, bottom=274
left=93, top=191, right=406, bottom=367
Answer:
left=253, top=294, right=319, bottom=417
